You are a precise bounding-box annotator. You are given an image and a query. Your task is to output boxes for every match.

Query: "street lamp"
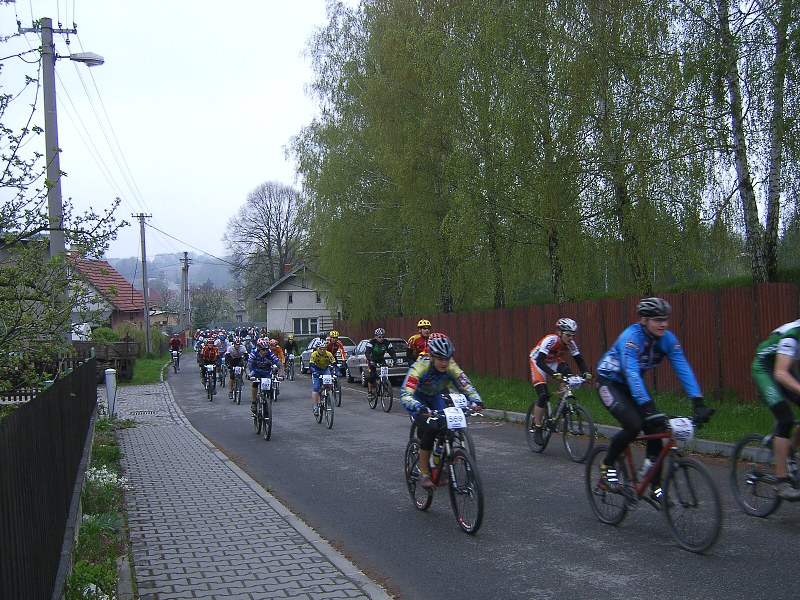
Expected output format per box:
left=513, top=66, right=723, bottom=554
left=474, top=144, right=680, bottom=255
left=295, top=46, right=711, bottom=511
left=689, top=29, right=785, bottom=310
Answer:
left=40, top=17, right=104, bottom=260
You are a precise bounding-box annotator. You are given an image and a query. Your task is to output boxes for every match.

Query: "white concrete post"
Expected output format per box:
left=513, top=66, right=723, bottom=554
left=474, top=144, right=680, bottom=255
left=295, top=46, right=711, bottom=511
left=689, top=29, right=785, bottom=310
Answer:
left=105, top=369, right=117, bottom=418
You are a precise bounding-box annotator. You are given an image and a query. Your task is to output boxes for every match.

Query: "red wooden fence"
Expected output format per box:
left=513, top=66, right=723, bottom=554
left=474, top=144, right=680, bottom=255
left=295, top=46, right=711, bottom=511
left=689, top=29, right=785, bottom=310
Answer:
left=336, top=283, right=799, bottom=402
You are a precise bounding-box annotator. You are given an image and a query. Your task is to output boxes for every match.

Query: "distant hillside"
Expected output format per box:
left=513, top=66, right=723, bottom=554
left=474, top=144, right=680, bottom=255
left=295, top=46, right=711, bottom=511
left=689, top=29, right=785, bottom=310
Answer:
left=106, top=253, right=235, bottom=290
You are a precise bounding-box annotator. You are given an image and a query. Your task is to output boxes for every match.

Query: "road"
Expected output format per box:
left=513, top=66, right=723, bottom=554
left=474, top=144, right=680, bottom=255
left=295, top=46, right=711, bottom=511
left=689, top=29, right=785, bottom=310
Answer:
left=168, top=363, right=799, bottom=599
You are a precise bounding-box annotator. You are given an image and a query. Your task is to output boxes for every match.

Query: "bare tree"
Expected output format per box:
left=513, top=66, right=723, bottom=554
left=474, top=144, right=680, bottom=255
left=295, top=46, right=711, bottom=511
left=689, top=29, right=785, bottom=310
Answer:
left=223, top=182, right=306, bottom=301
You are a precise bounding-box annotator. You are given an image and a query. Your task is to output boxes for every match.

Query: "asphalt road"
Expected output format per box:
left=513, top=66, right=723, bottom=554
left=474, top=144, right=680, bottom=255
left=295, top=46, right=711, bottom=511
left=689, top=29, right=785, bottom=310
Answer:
left=168, top=363, right=799, bottom=600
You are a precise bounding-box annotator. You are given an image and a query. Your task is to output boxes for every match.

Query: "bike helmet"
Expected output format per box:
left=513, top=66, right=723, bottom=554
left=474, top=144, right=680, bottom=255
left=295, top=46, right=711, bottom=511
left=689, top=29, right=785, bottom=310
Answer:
left=288, top=334, right=294, bottom=340
left=312, top=338, right=326, bottom=350
left=556, top=318, right=578, bottom=333
left=636, top=297, right=672, bottom=318
left=329, top=330, right=339, bottom=338
left=269, top=338, right=278, bottom=347
left=427, top=333, right=455, bottom=358
left=417, top=319, right=432, bottom=328
left=256, top=339, right=269, bottom=350
left=375, top=327, right=386, bottom=337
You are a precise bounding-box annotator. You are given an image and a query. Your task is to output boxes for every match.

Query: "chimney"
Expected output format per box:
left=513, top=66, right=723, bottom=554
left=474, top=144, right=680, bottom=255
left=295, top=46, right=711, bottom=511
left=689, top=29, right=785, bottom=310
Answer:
left=283, top=263, right=293, bottom=276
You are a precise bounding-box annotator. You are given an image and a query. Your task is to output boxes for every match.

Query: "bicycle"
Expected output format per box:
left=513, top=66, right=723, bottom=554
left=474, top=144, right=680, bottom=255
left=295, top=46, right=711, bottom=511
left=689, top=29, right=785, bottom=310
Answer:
left=408, top=392, right=478, bottom=462
left=171, top=350, right=180, bottom=374
left=369, top=365, right=393, bottom=412
left=404, top=403, right=485, bottom=534
left=252, top=376, right=273, bottom=441
left=314, top=373, right=335, bottom=429
left=585, top=415, right=722, bottom=554
left=203, top=364, right=216, bottom=401
left=729, top=421, right=800, bottom=517
left=525, top=375, right=595, bottom=463
left=219, top=357, right=227, bottom=390
left=271, top=369, right=281, bottom=402
left=286, top=354, right=295, bottom=381
left=332, top=367, right=342, bottom=407
left=231, top=365, right=244, bottom=405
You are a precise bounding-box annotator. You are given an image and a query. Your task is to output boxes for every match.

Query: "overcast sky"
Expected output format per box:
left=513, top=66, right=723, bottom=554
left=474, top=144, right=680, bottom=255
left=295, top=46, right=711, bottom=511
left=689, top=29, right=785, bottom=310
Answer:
left=1, top=0, right=344, bottom=261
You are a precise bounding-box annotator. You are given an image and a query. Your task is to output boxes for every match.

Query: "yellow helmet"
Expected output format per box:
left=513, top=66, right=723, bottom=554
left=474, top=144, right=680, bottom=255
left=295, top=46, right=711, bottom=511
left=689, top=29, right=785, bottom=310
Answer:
left=329, top=330, right=339, bottom=338
left=417, top=319, right=432, bottom=328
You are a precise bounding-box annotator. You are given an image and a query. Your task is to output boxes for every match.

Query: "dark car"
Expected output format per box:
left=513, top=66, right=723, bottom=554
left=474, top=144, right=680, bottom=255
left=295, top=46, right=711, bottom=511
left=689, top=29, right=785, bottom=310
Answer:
left=345, top=337, right=410, bottom=386
left=299, top=336, right=356, bottom=374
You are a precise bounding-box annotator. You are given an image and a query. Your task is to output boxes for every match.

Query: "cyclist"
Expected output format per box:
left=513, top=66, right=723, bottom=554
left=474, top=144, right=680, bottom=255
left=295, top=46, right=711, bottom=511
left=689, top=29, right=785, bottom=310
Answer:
left=596, top=297, right=713, bottom=498
left=365, top=328, right=398, bottom=399
left=168, top=334, right=182, bottom=370
left=200, top=337, right=220, bottom=391
left=401, top=333, right=484, bottom=488
left=407, top=319, right=432, bottom=362
left=752, top=318, right=800, bottom=500
left=528, top=318, right=592, bottom=446
left=309, top=338, right=339, bottom=416
left=247, top=338, right=282, bottom=413
left=326, top=330, right=347, bottom=363
left=224, top=336, right=248, bottom=399
left=284, top=333, right=300, bottom=357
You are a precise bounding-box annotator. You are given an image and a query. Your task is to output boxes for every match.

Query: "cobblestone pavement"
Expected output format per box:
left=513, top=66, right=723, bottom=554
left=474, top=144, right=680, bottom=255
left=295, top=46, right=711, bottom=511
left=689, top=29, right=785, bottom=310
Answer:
left=109, top=382, right=390, bottom=600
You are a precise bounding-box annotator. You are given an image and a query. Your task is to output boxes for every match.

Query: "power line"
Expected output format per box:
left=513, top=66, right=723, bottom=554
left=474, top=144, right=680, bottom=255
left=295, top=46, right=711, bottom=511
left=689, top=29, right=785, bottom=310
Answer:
left=145, top=222, right=237, bottom=267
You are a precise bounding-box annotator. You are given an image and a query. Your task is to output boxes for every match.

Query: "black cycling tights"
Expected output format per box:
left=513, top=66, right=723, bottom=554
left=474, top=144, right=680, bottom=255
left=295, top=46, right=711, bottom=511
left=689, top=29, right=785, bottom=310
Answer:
left=414, top=413, right=446, bottom=451
left=598, top=378, right=663, bottom=466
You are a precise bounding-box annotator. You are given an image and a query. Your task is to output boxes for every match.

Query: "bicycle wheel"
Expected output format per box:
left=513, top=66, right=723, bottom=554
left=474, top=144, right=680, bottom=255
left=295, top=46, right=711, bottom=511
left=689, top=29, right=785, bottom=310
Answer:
left=730, top=433, right=781, bottom=517
left=262, top=397, right=272, bottom=440
left=662, top=456, right=723, bottom=554
left=368, top=386, right=378, bottom=409
left=448, top=448, right=484, bottom=534
left=325, top=391, right=334, bottom=429
left=254, top=397, right=263, bottom=434
left=381, top=380, right=393, bottom=413
left=335, top=381, right=342, bottom=407
left=453, top=429, right=477, bottom=463
left=173, top=359, right=178, bottom=374
left=585, top=444, right=630, bottom=526
left=288, top=362, right=294, bottom=381
left=524, top=402, right=551, bottom=453
left=235, top=380, right=242, bottom=405
left=404, top=438, right=433, bottom=511
left=206, top=380, right=213, bottom=401
left=315, top=394, right=324, bottom=424
left=562, top=403, right=595, bottom=463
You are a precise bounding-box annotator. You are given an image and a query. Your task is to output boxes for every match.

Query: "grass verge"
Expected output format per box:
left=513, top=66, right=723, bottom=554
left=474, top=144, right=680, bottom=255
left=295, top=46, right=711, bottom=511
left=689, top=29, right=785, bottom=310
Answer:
left=468, top=372, right=774, bottom=444
left=123, top=355, right=171, bottom=386
left=65, top=415, right=136, bottom=599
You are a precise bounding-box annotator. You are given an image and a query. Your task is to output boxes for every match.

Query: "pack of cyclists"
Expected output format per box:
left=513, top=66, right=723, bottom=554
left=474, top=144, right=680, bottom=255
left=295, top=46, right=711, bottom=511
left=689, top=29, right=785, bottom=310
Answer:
left=186, top=300, right=798, bottom=505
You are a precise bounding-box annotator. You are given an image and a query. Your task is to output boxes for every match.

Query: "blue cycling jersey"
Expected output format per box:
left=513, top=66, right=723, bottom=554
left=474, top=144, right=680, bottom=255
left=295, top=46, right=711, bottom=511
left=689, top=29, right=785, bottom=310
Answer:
left=597, top=323, right=702, bottom=405
left=247, top=348, right=279, bottom=377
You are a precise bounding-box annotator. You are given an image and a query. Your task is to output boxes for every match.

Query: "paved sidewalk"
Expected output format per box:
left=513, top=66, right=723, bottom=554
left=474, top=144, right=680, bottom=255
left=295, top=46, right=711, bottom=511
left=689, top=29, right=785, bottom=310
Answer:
left=109, top=382, right=391, bottom=600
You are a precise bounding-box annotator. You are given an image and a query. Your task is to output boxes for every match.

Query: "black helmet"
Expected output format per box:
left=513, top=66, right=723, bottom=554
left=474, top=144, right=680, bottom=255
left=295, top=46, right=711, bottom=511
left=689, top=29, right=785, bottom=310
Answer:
left=637, top=297, right=672, bottom=318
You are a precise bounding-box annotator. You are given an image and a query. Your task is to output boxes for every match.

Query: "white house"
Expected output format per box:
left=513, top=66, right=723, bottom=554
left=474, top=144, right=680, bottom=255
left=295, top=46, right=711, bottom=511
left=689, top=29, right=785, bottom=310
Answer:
left=255, top=264, right=341, bottom=336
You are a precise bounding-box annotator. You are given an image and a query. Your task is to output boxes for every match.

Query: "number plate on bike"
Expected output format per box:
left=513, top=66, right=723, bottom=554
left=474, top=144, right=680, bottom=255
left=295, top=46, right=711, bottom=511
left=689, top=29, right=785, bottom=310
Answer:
left=449, top=393, right=468, bottom=408
left=669, top=417, right=695, bottom=446
left=322, top=374, right=333, bottom=385
left=260, top=378, right=271, bottom=390
left=205, top=365, right=215, bottom=372
left=234, top=366, right=243, bottom=375
left=380, top=366, right=389, bottom=377
left=443, top=406, right=467, bottom=429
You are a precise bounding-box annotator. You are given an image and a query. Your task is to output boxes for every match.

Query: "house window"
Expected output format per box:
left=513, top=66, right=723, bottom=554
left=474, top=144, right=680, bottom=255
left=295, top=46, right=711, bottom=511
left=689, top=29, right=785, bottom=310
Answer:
left=236, top=315, right=242, bottom=322
left=288, top=293, right=293, bottom=304
left=293, top=318, right=318, bottom=335
left=316, top=293, right=321, bottom=303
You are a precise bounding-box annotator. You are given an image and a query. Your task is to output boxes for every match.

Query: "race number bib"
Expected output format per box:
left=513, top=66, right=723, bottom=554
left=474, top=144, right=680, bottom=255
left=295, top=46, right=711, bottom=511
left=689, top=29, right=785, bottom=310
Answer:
left=669, top=417, right=695, bottom=446
left=443, top=406, right=467, bottom=429
left=260, top=378, right=271, bottom=390
left=449, top=393, right=468, bottom=408
left=322, top=374, right=333, bottom=386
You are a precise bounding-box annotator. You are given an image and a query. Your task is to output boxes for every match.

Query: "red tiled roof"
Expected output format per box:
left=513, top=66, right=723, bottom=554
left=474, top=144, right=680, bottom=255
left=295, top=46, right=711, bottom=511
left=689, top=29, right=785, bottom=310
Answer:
left=73, top=257, right=145, bottom=312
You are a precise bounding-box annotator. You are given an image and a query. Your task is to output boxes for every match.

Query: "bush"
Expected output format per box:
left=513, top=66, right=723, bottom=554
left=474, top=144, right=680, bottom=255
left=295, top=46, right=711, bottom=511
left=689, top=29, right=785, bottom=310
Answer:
left=90, top=327, right=119, bottom=343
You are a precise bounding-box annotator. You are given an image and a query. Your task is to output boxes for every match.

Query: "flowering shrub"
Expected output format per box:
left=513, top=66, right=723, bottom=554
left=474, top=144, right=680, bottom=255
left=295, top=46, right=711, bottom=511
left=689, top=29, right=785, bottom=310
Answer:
left=81, top=466, right=128, bottom=516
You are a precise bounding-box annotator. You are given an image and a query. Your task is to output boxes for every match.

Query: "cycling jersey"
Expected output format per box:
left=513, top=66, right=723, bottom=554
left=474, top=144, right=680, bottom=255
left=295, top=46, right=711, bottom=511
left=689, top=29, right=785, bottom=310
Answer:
left=310, top=349, right=338, bottom=371
left=407, top=333, right=429, bottom=360
left=597, top=323, right=701, bottom=406
left=247, top=348, right=279, bottom=377
left=529, top=333, right=588, bottom=385
left=752, top=319, right=800, bottom=407
left=284, top=340, right=300, bottom=355
left=401, top=356, right=482, bottom=414
left=271, top=345, right=285, bottom=364
left=326, top=340, right=346, bottom=362
left=169, top=337, right=182, bottom=351
left=365, top=338, right=396, bottom=364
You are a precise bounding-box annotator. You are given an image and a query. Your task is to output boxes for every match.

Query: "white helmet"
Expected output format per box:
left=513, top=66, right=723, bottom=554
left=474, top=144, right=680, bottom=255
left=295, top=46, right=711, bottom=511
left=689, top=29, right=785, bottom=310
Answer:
left=556, top=318, right=578, bottom=333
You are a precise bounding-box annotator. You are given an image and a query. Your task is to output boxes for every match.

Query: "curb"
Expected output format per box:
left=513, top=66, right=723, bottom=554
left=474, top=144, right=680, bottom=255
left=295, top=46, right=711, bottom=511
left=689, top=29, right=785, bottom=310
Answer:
left=481, top=408, right=738, bottom=458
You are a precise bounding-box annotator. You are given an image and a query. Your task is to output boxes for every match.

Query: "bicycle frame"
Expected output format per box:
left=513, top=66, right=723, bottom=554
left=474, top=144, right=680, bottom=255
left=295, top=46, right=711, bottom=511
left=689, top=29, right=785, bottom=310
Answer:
left=620, top=430, right=678, bottom=499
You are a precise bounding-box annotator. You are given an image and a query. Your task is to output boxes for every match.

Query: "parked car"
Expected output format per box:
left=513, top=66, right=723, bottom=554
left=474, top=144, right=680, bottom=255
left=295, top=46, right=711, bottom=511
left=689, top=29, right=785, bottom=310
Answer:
left=345, top=338, right=411, bottom=386
left=299, top=336, right=356, bottom=374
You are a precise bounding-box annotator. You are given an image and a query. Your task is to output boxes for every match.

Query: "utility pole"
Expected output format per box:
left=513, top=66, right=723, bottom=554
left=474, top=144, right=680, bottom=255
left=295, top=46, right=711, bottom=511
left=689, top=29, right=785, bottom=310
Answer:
left=180, top=252, right=192, bottom=335
left=134, top=214, right=152, bottom=354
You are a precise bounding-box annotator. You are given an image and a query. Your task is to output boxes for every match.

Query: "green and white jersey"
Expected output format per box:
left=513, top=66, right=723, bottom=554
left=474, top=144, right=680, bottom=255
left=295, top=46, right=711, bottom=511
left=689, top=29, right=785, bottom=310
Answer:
left=755, top=320, right=800, bottom=365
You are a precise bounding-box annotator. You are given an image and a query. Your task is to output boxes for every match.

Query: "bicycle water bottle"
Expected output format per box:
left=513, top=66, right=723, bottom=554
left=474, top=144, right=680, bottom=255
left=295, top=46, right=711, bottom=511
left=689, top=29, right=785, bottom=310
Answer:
left=433, top=445, right=444, bottom=467
left=639, top=458, right=653, bottom=480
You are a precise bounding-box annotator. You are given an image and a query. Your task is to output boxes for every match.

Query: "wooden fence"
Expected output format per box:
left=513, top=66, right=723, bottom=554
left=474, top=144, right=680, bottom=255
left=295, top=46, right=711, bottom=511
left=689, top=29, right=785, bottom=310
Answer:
left=336, top=283, right=800, bottom=402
